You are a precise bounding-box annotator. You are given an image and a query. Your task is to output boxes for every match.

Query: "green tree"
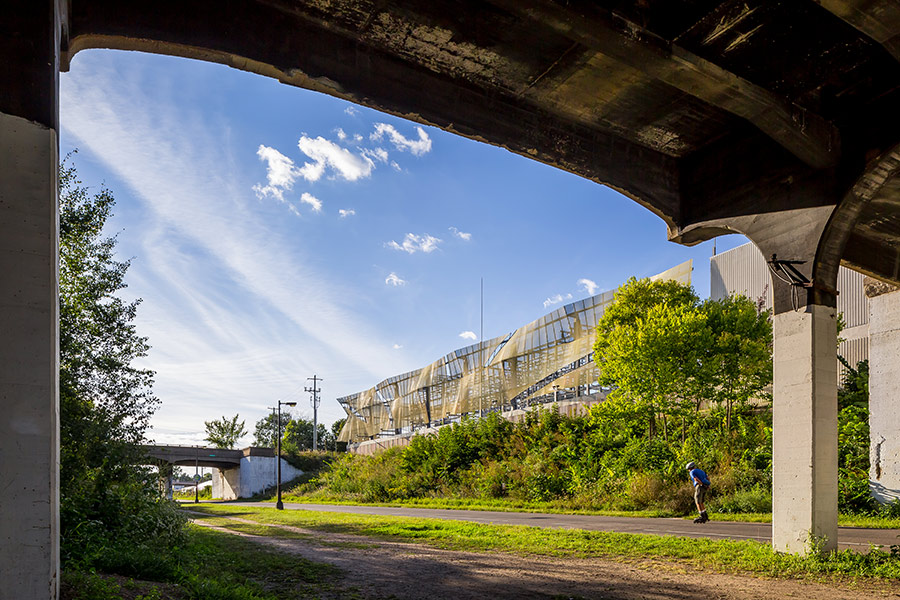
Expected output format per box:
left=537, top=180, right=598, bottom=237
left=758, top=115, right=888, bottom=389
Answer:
left=252, top=411, right=293, bottom=447
left=331, top=418, right=347, bottom=449
left=593, top=278, right=703, bottom=438
left=281, top=417, right=328, bottom=453
left=593, top=278, right=772, bottom=437
left=699, top=295, right=773, bottom=429
left=597, top=300, right=711, bottom=439
left=204, top=414, right=247, bottom=448
left=58, top=156, right=184, bottom=567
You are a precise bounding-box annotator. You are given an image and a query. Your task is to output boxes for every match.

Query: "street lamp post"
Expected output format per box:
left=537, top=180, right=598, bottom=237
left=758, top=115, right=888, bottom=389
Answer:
left=194, top=446, right=199, bottom=504
left=276, top=400, right=297, bottom=510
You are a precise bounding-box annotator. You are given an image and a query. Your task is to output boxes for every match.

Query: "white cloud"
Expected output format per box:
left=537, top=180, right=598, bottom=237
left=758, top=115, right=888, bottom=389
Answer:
left=459, top=331, right=477, bottom=341
left=449, top=226, right=472, bottom=241
left=578, top=278, right=599, bottom=295
left=353, top=134, right=364, bottom=143
left=385, top=272, right=407, bottom=286
left=335, top=127, right=347, bottom=140
left=59, top=56, right=405, bottom=438
left=300, top=192, right=322, bottom=213
left=371, top=123, right=432, bottom=156
left=297, top=135, right=375, bottom=182
left=344, top=106, right=360, bottom=116
left=385, top=233, right=441, bottom=254
left=543, top=293, right=573, bottom=309
left=362, top=147, right=389, bottom=163
left=392, top=344, right=403, bottom=350
left=252, top=145, right=300, bottom=202
left=390, top=161, right=402, bottom=172
left=338, top=209, right=356, bottom=218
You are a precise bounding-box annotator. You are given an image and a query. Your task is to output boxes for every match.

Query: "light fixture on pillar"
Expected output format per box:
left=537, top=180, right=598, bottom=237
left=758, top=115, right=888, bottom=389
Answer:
left=276, top=400, right=297, bottom=510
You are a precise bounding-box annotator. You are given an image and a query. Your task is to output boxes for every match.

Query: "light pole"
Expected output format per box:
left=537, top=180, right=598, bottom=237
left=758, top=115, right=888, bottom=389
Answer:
left=276, top=400, right=296, bottom=510
left=194, top=446, right=199, bottom=504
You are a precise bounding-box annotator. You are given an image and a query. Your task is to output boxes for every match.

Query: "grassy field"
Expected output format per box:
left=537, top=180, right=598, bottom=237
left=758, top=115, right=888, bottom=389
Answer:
left=189, top=504, right=900, bottom=581
left=268, top=493, right=900, bottom=528
left=62, top=523, right=341, bottom=600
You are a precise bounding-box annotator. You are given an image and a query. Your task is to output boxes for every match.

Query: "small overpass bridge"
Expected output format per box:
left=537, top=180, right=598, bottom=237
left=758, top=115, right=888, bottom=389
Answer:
left=141, top=445, right=274, bottom=469
left=142, top=445, right=302, bottom=502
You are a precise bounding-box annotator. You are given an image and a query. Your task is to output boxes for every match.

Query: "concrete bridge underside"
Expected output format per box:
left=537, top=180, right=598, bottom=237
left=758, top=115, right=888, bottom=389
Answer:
left=3, top=1, right=900, bottom=597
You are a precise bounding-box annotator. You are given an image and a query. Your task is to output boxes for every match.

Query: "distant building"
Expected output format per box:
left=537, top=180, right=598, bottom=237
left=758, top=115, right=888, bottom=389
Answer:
left=338, top=260, right=693, bottom=447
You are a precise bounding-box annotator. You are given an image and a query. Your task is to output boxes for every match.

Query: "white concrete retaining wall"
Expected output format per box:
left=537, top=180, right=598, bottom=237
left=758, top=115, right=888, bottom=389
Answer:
left=212, top=456, right=304, bottom=500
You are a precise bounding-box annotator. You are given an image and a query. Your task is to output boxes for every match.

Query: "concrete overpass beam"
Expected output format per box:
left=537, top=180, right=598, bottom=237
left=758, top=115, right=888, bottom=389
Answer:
left=0, top=2, right=62, bottom=596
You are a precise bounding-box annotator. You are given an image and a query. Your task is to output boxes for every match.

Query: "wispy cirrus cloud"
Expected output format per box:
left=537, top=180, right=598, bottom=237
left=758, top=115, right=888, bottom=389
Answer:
left=449, top=226, right=472, bottom=241
left=385, top=272, right=407, bottom=286
left=386, top=233, right=441, bottom=254
left=543, top=293, right=573, bottom=309
left=371, top=123, right=432, bottom=156
left=338, top=209, right=356, bottom=218
left=459, top=331, right=477, bottom=341
left=578, top=278, right=598, bottom=295
left=59, top=54, right=404, bottom=442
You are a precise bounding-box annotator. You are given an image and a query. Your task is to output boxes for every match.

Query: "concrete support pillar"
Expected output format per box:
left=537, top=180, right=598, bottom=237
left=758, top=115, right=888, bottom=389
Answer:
left=0, top=112, right=60, bottom=596
left=772, top=304, right=839, bottom=553
left=1, top=4, right=62, bottom=595
left=865, top=279, right=900, bottom=503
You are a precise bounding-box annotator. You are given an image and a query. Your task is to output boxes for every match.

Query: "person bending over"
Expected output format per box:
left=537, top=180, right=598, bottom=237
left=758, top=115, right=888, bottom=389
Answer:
left=686, top=461, right=711, bottom=523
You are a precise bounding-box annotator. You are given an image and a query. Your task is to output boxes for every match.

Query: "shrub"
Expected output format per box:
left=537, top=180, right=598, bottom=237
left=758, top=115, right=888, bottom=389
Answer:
left=713, top=485, right=772, bottom=514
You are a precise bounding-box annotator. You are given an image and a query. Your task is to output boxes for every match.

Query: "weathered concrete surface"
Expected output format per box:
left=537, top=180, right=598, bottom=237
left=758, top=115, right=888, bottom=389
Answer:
left=0, top=111, right=60, bottom=599
left=772, top=305, right=839, bottom=553
left=211, top=456, right=304, bottom=500
left=55, top=0, right=900, bottom=288
left=867, top=281, right=900, bottom=503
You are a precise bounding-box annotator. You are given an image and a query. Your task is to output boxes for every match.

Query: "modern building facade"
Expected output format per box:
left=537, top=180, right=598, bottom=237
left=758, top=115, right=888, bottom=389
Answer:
left=338, top=260, right=693, bottom=446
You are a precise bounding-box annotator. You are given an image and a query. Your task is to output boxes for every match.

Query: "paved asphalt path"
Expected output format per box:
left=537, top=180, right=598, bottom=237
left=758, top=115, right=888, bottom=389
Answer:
left=225, top=502, right=900, bottom=552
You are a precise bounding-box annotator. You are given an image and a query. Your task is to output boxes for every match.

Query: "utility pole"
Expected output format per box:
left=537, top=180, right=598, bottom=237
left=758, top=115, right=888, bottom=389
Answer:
left=306, top=375, right=323, bottom=451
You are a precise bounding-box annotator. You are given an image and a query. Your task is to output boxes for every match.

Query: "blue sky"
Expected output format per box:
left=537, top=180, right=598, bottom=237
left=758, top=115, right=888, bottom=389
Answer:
left=59, top=50, right=748, bottom=446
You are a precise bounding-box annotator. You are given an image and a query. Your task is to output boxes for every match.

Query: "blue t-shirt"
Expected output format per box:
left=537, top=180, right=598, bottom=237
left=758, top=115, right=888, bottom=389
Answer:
left=689, top=468, right=710, bottom=487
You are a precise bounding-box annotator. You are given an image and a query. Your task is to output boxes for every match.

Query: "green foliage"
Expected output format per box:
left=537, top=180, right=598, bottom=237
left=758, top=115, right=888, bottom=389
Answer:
left=204, top=414, right=247, bottom=449
left=252, top=411, right=293, bottom=447
left=59, top=156, right=186, bottom=571
left=593, top=278, right=772, bottom=436
left=65, top=524, right=339, bottom=600
left=281, top=417, right=331, bottom=453
left=838, top=358, right=869, bottom=410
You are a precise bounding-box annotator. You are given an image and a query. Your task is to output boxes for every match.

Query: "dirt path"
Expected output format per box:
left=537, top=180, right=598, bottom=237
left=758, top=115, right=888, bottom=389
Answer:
left=191, top=515, right=900, bottom=600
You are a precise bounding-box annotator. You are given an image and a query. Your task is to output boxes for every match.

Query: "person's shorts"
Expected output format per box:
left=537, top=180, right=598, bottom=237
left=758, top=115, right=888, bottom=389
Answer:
left=694, top=484, right=708, bottom=505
